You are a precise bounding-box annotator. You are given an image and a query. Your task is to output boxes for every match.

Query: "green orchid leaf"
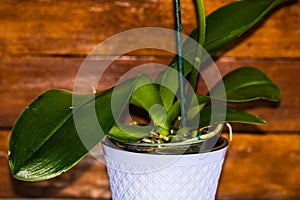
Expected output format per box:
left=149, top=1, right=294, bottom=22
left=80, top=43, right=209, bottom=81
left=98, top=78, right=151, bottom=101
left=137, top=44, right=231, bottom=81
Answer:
left=108, top=124, right=155, bottom=143
left=131, top=75, right=163, bottom=111
left=8, top=77, right=139, bottom=181
left=156, top=67, right=177, bottom=112
left=186, top=0, right=290, bottom=89
left=195, top=94, right=212, bottom=105
left=186, top=94, right=211, bottom=120
left=166, top=94, right=211, bottom=127
left=130, top=75, right=170, bottom=132
left=210, top=67, right=281, bottom=102
left=156, top=65, right=187, bottom=112
left=205, top=0, right=290, bottom=55
left=158, top=0, right=288, bottom=115
left=110, top=75, right=171, bottom=142
left=198, top=105, right=265, bottom=128
left=182, top=66, right=281, bottom=121
left=166, top=100, right=180, bottom=124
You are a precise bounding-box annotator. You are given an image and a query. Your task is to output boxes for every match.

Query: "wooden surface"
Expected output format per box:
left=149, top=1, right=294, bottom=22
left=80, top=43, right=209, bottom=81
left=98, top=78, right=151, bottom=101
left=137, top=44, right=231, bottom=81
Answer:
left=0, top=0, right=299, bottom=199
left=0, top=0, right=299, bottom=57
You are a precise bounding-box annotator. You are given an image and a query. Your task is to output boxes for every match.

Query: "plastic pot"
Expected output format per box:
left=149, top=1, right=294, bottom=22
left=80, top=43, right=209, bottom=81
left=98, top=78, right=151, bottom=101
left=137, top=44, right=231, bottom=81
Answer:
left=102, top=136, right=228, bottom=200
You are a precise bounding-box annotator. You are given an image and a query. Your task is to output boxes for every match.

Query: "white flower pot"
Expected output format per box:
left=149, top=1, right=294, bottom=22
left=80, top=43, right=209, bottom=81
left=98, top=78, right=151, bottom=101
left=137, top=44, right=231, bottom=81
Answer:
left=102, top=137, right=228, bottom=200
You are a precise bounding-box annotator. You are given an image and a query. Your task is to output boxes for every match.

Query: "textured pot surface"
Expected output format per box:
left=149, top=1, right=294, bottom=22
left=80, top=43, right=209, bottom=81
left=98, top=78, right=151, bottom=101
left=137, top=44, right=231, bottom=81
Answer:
left=102, top=137, right=228, bottom=200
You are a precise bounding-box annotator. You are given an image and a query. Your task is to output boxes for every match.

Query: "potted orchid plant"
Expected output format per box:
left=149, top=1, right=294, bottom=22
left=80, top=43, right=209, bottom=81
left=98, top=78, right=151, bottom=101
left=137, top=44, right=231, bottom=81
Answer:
left=8, top=0, right=293, bottom=199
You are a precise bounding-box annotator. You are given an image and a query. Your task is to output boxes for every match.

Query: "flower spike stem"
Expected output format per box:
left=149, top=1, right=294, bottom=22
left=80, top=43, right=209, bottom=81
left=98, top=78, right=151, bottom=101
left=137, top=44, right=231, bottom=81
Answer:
left=189, top=0, right=206, bottom=89
left=195, top=0, right=206, bottom=46
left=174, top=0, right=187, bottom=127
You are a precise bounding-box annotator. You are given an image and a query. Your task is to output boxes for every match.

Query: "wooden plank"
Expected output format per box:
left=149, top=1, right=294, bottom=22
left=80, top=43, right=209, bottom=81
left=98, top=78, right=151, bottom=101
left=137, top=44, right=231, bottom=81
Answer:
left=218, top=133, right=300, bottom=200
left=1, top=56, right=299, bottom=132
left=1, top=130, right=299, bottom=199
left=0, top=0, right=299, bottom=58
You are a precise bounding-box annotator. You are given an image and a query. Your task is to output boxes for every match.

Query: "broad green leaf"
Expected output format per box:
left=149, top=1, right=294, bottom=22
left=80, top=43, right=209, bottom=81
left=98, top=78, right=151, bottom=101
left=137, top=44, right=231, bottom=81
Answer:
left=184, top=66, right=281, bottom=121
left=130, top=75, right=170, bottom=134
left=198, top=105, right=265, bottom=128
left=186, top=0, right=290, bottom=87
left=210, top=67, right=281, bottom=102
left=156, top=67, right=176, bottom=112
left=131, top=75, right=163, bottom=111
left=205, top=0, right=290, bottom=54
left=156, top=66, right=182, bottom=112
left=130, top=75, right=170, bottom=133
left=158, top=0, right=288, bottom=115
left=8, top=77, right=139, bottom=181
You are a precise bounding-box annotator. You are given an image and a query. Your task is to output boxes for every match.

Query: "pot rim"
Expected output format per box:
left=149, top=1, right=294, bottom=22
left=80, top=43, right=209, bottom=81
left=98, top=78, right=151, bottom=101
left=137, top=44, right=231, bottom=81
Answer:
left=102, top=136, right=229, bottom=171
left=105, top=136, right=228, bottom=155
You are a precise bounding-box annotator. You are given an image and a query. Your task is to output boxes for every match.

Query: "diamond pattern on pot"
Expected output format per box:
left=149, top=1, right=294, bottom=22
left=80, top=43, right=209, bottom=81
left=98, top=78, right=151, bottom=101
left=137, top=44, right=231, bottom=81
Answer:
left=105, top=157, right=225, bottom=200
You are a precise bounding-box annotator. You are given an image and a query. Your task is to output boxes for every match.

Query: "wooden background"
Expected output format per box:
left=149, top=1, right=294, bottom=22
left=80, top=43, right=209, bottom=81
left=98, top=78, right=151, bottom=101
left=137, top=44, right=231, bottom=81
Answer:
left=0, top=0, right=299, bottom=199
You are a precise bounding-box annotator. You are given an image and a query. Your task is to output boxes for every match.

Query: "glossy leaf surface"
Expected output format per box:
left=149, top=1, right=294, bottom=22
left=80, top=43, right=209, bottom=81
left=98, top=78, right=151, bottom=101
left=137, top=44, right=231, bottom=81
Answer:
left=187, top=67, right=280, bottom=121
left=198, top=105, right=265, bottom=128
left=8, top=78, right=138, bottom=181
left=210, top=67, right=281, bottom=102
left=158, top=0, right=288, bottom=113
left=130, top=75, right=169, bottom=131
left=204, top=0, right=289, bottom=54
left=108, top=125, right=154, bottom=143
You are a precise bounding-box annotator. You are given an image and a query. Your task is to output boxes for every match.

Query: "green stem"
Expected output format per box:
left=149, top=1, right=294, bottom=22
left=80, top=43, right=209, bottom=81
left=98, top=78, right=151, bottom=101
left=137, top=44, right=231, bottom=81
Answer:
left=174, top=0, right=186, bottom=127
left=189, top=0, right=206, bottom=90
left=196, top=0, right=206, bottom=46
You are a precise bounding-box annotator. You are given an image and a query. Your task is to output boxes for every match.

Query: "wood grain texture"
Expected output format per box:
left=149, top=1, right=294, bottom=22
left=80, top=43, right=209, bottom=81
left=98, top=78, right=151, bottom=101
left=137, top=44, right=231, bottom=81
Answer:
left=0, top=0, right=299, bottom=58
left=218, top=133, right=300, bottom=200
left=1, top=56, right=299, bottom=132
left=1, top=130, right=299, bottom=199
